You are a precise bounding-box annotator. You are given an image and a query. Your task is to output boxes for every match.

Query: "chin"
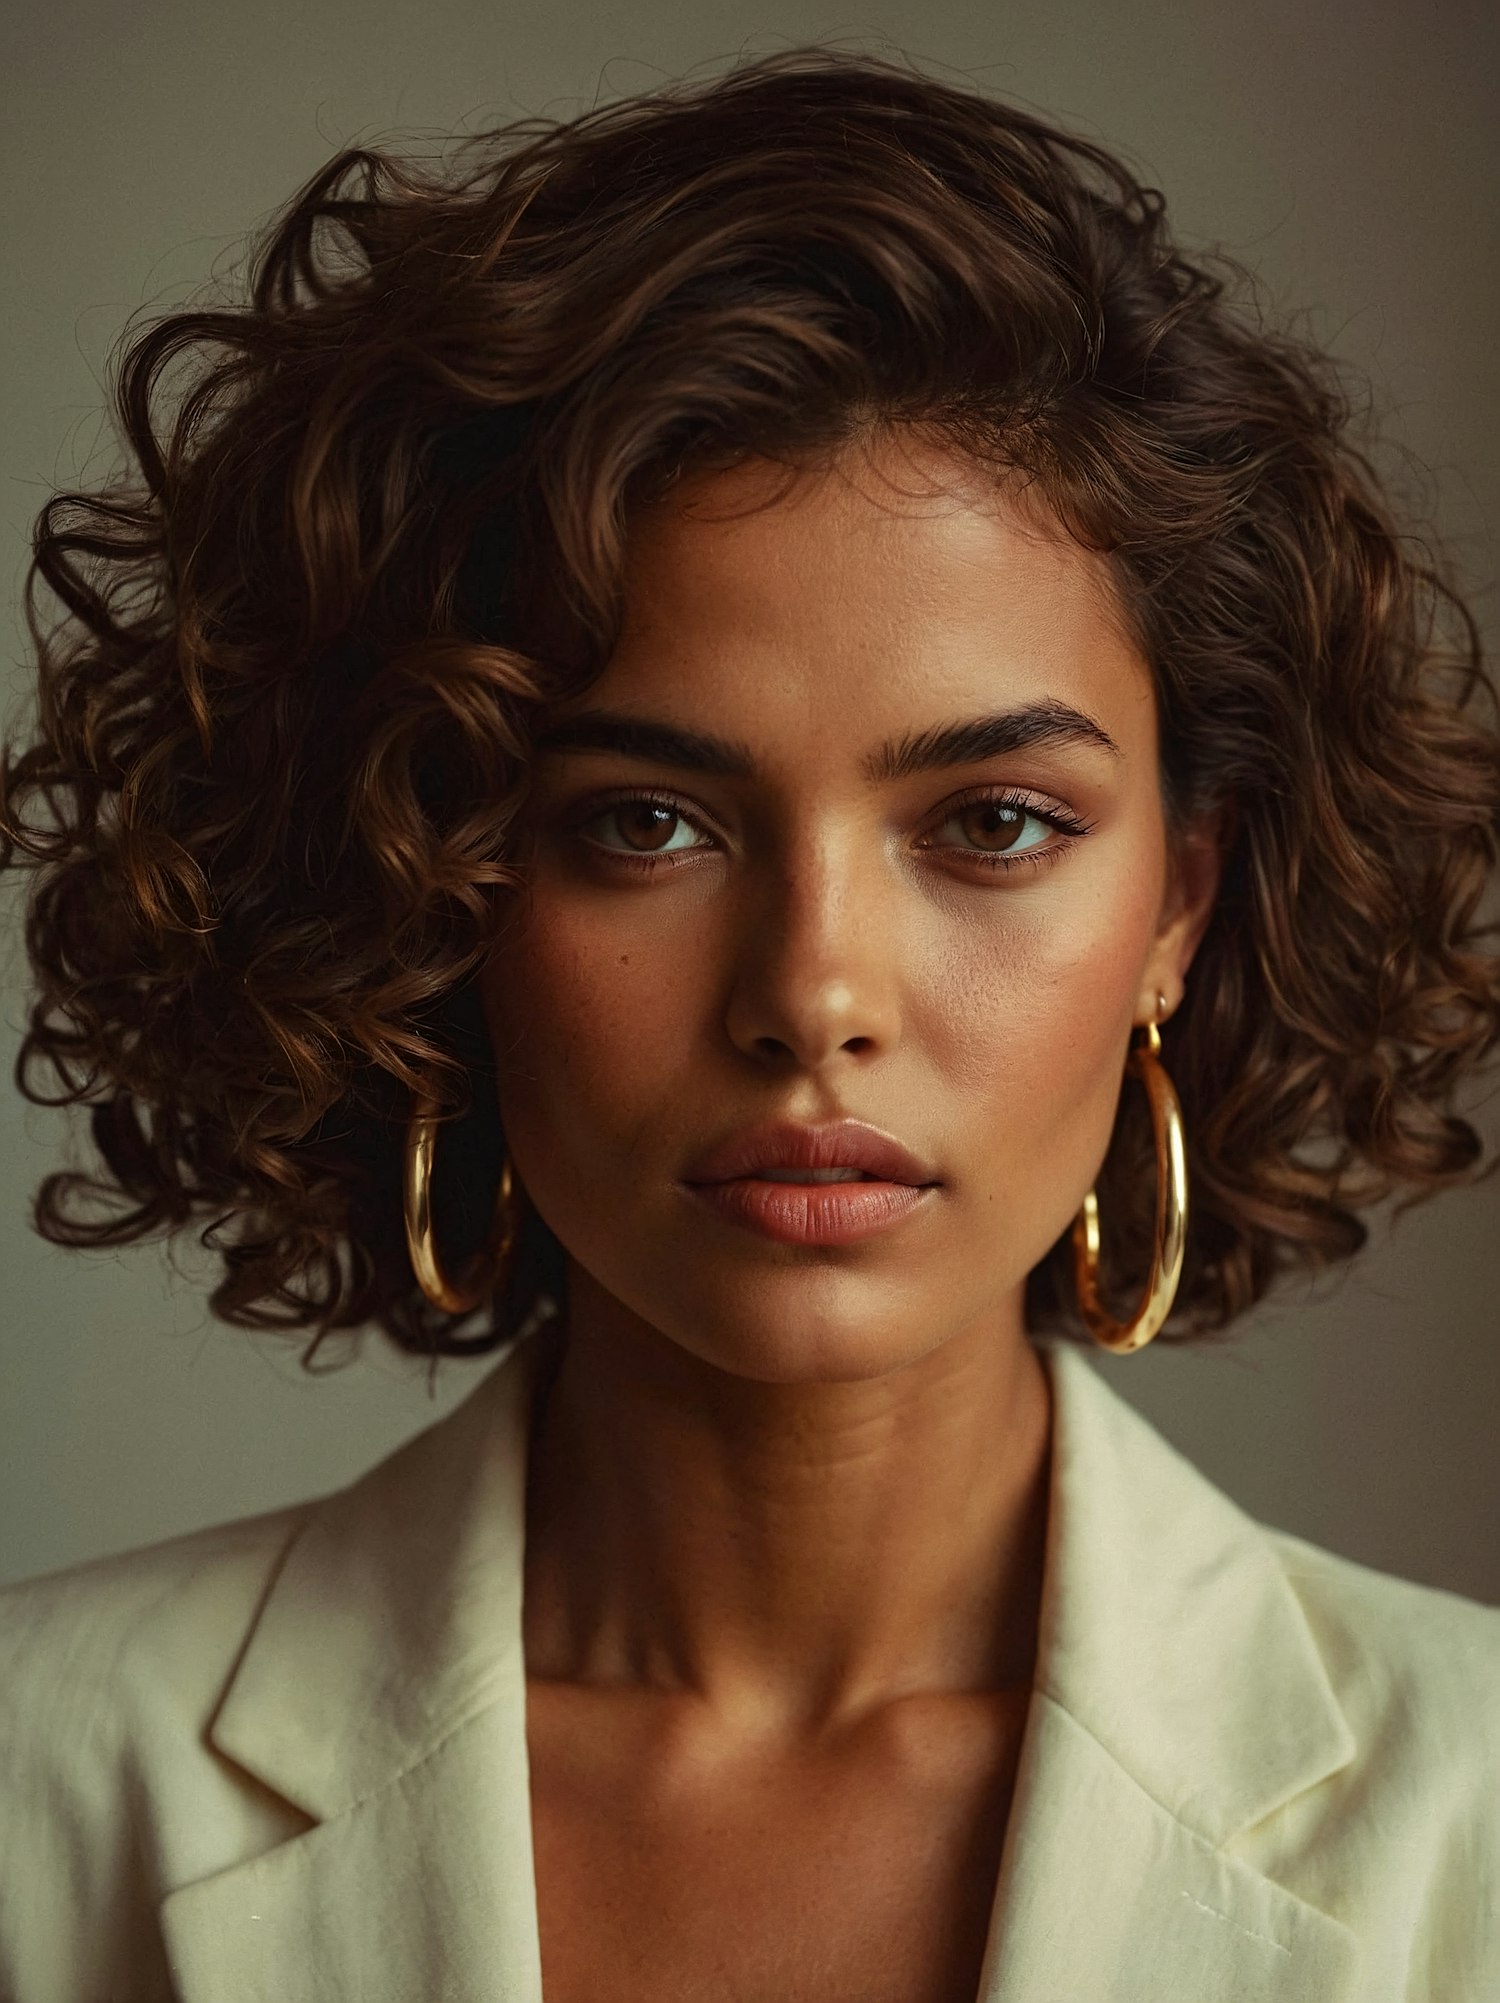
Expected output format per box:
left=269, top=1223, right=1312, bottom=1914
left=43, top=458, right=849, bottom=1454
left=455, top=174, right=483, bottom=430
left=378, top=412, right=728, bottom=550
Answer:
left=558, top=1214, right=1020, bottom=1386
left=642, top=1261, right=970, bottom=1386
left=704, top=1330, right=921, bottom=1387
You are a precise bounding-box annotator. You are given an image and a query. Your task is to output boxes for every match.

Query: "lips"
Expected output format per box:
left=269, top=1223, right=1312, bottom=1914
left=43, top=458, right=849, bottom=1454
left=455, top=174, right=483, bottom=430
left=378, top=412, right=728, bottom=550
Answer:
left=681, top=1118, right=938, bottom=1188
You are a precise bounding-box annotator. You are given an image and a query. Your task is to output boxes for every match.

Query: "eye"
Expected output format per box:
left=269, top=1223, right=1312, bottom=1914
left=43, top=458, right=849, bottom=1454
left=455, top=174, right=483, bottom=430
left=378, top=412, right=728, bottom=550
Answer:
left=922, top=789, right=1094, bottom=870
left=567, top=785, right=1093, bottom=876
left=578, top=793, right=712, bottom=857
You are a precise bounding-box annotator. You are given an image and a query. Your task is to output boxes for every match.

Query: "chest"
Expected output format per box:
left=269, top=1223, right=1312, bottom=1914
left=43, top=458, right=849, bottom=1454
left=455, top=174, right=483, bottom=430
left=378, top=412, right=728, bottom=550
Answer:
left=526, top=1681, right=1028, bottom=2003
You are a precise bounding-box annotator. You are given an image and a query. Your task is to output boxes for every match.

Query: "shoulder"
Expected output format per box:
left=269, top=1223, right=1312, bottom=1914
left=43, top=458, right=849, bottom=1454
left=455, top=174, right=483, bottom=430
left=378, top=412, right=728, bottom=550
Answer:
left=0, top=1508, right=310, bottom=2003
left=1246, top=1527, right=1500, bottom=1994
left=1265, top=1525, right=1500, bottom=1738
left=1264, top=1525, right=1500, bottom=1842
left=0, top=1503, right=308, bottom=1727
left=0, top=1501, right=310, bottom=1801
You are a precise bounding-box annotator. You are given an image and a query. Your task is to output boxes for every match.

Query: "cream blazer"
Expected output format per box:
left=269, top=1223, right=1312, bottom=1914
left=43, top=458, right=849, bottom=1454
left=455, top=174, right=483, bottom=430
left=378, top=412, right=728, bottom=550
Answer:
left=1, top=1329, right=1496, bottom=2002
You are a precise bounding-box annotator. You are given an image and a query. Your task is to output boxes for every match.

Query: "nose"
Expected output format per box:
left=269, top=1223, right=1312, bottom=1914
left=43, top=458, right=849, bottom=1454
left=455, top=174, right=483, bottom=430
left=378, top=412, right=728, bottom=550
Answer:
left=722, top=832, right=903, bottom=1072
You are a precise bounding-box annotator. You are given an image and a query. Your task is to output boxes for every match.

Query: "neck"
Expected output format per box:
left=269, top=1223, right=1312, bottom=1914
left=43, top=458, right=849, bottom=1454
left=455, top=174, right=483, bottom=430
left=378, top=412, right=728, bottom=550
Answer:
left=519, top=1272, right=1053, bottom=1742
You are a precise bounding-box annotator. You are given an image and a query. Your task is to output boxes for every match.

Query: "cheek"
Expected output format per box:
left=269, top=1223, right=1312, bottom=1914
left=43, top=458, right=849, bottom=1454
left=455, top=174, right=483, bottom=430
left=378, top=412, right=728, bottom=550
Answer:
left=482, top=895, right=702, bottom=1156
left=922, top=850, right=1164, bottom=1197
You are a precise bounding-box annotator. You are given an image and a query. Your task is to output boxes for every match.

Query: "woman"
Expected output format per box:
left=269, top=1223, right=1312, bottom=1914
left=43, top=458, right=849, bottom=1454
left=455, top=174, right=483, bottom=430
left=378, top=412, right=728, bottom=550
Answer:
left=1, top=45, right=1497, bottom=2003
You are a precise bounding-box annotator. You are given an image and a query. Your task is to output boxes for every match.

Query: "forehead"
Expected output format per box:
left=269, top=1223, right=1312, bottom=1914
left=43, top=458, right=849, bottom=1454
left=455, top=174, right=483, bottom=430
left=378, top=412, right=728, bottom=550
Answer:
left=596, top=436, right=1152, bottom=745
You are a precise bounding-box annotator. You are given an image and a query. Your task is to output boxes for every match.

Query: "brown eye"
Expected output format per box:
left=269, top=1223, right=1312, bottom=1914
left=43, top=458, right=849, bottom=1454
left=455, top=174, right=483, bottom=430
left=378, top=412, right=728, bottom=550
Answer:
left=614, top=802, right=682, bottom=851
left=581, top=797, right=708, bottom=857
left=955, top=800, right=1027, bottom=852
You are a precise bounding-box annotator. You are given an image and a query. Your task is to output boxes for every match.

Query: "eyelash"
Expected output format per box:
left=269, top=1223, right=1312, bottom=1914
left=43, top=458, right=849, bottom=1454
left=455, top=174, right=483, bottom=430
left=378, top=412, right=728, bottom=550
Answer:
left=569, top=787, right=1097, bottom=877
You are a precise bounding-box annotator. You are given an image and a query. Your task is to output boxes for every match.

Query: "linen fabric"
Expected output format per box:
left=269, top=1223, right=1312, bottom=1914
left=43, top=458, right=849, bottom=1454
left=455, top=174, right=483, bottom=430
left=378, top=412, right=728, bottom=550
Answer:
left=1, top=1329, right=1496, bottom=2001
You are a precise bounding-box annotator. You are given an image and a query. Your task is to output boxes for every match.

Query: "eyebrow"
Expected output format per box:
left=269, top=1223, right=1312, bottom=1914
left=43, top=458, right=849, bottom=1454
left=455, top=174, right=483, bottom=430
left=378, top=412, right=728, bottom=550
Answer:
left=532, top=698, right=1122, bottom=781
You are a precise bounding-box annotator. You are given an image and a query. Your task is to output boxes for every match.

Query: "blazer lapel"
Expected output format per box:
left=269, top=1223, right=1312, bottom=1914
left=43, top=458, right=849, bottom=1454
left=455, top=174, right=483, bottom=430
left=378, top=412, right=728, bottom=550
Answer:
left=161, top=1698, right=542, bottom=2002
left=160, top=1329, right=553, bottom=2003
left=974, top=1695, right=1359, bottom=2000
left=162, top=1326, right=1363, bottom=2003
left=974, top=1340, right=1362, bottom=2001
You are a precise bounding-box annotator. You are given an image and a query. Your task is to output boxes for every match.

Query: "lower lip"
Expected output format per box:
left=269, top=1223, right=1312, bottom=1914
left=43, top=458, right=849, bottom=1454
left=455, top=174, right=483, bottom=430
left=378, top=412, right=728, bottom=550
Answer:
left=683, top=1177, right=936, bottom=1246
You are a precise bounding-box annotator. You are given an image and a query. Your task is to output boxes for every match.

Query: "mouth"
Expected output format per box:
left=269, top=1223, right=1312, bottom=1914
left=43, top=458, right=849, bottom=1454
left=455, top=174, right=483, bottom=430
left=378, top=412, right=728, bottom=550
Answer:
left=681, top=1166, right=937, bottom=1247
left=678, top=1117, right=939, bottom=1245
left=681, top=1117, right=938, bottom=1190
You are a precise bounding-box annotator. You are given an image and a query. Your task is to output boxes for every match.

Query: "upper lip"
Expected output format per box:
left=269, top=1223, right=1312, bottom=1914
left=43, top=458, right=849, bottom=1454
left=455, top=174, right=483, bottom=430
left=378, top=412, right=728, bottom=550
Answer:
left=681, top=1118, right=939, bottom=1186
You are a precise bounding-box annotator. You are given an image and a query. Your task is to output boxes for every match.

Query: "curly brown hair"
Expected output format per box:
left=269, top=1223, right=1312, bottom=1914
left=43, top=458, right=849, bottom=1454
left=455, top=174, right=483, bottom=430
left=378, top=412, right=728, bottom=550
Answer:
left=3, top=46, right=1497, bottom=1365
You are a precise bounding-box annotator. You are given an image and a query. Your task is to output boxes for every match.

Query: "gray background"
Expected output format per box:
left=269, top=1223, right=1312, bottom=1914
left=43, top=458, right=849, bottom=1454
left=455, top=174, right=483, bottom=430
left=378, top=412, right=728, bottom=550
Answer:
left=2, top=1, right=1496, bottom=1597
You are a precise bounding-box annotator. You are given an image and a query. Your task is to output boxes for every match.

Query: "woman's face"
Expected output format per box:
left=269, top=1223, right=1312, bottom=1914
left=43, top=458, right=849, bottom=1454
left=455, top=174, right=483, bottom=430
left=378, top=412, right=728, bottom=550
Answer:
left=481, top=433, right=1220, bottom=1384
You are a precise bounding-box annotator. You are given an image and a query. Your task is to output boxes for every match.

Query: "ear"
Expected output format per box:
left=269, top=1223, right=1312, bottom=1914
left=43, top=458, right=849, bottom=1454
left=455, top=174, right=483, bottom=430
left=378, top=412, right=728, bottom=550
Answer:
left=1137, top=801, right=1233, bottom=1021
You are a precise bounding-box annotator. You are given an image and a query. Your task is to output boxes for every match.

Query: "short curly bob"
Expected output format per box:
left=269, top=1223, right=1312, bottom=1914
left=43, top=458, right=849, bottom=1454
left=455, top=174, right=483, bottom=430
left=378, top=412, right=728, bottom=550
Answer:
left=3, top=46, right=1497, bottom=1365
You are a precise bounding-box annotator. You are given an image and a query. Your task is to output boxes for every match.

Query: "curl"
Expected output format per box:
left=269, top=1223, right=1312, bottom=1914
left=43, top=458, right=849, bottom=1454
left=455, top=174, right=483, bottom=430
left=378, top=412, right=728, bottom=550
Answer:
left=2, top=46, right=1495, bottom=1360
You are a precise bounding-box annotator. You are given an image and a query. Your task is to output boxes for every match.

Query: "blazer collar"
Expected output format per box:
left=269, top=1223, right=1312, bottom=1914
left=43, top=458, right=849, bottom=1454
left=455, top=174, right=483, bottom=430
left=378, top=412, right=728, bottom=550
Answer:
left=163, top=1329, right=1361, bottom=2002
left=203, top=1324, right=550, bottom=1822
left=1029, top=1338, right=1356, bottom=1844
left=971, top=1339, right=1360, bottom=1999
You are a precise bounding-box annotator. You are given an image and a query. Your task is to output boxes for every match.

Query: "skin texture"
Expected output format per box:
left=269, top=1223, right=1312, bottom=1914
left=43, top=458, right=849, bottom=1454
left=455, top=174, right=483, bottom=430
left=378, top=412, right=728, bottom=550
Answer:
left=479, top=431, right=1223, bottom=1998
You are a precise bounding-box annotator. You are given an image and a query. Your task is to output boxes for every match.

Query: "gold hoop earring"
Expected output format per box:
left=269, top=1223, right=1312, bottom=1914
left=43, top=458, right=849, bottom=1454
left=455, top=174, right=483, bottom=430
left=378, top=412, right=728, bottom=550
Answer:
left=403, top=1084, right=522, bottom=1314
left=1071, top=993, right=1188, bottom=1354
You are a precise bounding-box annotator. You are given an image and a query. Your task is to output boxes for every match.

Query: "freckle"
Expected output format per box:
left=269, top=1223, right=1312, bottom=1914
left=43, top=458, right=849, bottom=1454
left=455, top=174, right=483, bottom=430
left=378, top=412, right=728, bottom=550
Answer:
left=619, top=954, right=630, bottom=966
